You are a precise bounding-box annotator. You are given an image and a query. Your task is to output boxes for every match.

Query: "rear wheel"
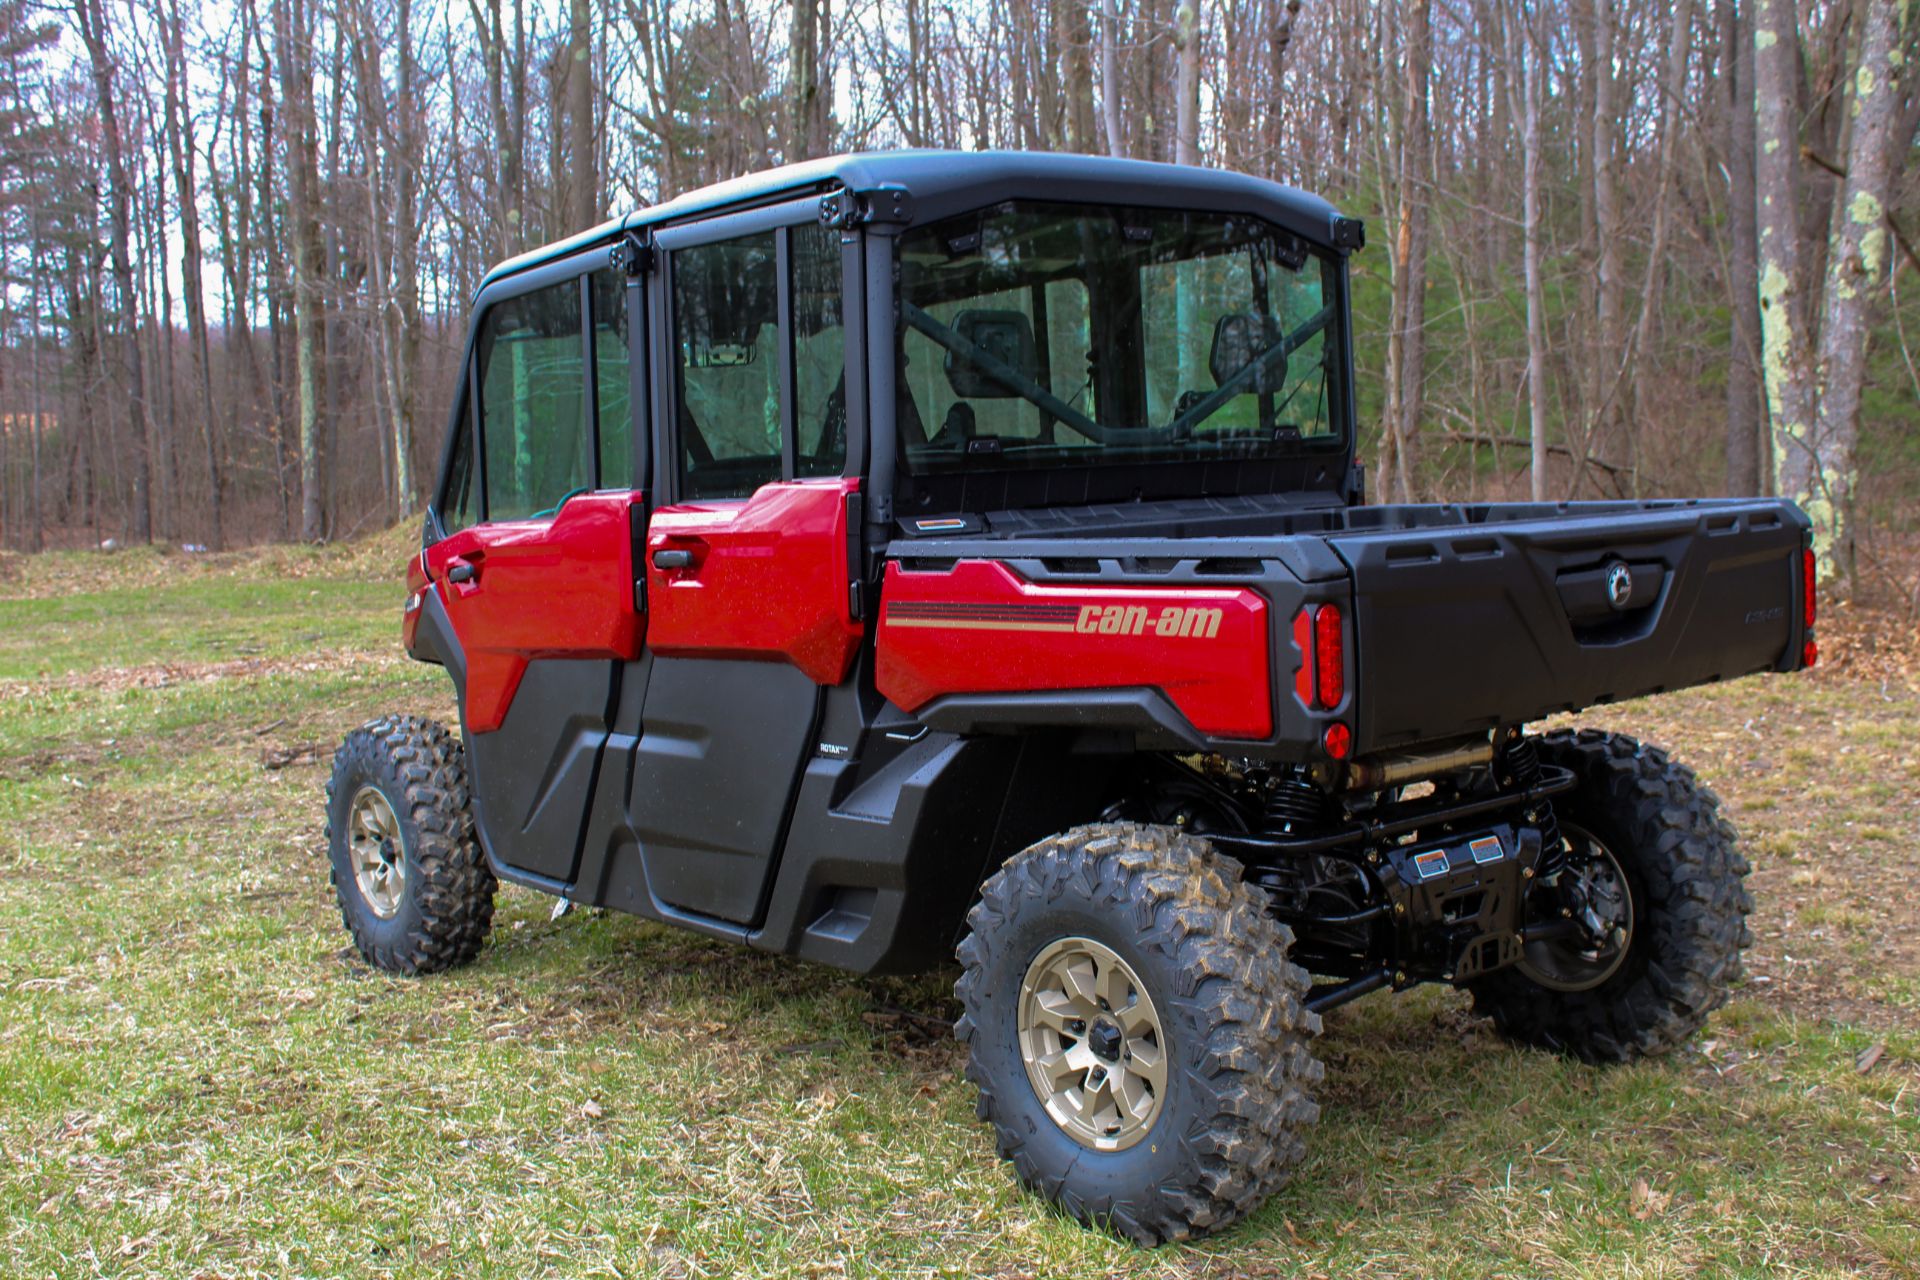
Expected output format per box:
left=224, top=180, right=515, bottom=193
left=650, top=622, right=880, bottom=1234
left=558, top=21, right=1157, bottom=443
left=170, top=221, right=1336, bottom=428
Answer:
left=1472, top=730, right=1752, bottom=1062
left=954, top=823, right=1322, bottom=1246
left=325, top=715, right=496, bottom=975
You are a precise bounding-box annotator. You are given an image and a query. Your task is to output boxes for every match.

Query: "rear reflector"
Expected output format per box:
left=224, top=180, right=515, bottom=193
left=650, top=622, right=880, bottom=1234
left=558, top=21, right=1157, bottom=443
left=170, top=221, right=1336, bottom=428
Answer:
left=1292, top=608, right=1315, bottom=706
left=1803, top=549, right=1817, bottom=629
left=1314, top=604, right=1344, bottom=708
left=1803, top=638, right=1818, bottom=668
left=1323, top=722, right=1352, bottom=760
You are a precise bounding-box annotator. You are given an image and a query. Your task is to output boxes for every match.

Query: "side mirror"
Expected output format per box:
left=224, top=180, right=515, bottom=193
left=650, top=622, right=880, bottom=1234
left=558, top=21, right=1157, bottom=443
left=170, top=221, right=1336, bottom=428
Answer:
left=1209, top=312, right=1288, bottom=395
left=944, top=309, right=1039, bottom=398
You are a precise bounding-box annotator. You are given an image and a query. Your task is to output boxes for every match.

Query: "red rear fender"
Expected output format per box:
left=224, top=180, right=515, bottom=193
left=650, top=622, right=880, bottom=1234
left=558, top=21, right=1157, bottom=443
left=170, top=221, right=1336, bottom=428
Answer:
left=875, top=559, right=1273, bottom=740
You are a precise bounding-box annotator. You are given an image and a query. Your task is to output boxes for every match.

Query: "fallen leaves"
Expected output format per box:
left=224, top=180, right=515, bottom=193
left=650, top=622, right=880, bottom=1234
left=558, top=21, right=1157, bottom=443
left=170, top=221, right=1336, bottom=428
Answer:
left=1630, top=1177, right=1673, bottom=1220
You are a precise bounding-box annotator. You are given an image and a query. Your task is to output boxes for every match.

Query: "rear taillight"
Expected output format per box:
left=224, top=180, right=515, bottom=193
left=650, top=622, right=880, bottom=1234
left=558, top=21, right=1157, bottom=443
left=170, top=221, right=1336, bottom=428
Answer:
left=1294, top=603, right=1351, bottom=757
left=1314, top=604, right=1345, bottom=707
left=1800, top=549, right=1818, bottom=669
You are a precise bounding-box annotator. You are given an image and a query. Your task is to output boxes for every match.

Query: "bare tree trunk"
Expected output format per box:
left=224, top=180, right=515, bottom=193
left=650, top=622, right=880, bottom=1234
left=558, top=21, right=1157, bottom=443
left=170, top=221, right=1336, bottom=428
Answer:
left=1508, top=0, right=1549, bottom=502
left=1752, top=0, right=1818, bottom=526
left=149, top=127, right=181, bottom=542
left=1174, top=1, right=1202, bottom=164
left=72, top=0, right=152, bottom=543
left=1062, top=0, right=1096, bottom=153
left=1265, top=0, right=1304, bottom=173
left=1588, top=0, right=1626, bottom=482
left=393, top=0, right=422, bottom=514
left=1389, top=0, right=1430, bottom=502
left=1805, top=0, right=1908, bottom=585
left=1628, top=0, right=1691, bottom=384
left=788, top=0, right=830, bottom=160
left=165, top=0, right=224, bottom=549
left=275, top=0, right=326, bottom=541
left=1099, top=0, right=1126, bottom=157
left=1721, top=0, right=1764, bottom=496
left=568, top=0, right=596, bottom=229
left=28, top=213, right=44, bottom=552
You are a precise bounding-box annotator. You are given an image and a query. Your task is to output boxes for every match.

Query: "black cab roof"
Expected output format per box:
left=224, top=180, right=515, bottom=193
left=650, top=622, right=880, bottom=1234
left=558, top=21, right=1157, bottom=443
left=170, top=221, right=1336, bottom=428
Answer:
left=479, top=150, right=1363, bottom=293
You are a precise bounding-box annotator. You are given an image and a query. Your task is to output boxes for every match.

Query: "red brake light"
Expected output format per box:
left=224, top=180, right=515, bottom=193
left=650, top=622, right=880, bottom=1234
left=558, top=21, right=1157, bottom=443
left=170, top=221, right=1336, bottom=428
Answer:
left=1803, top=549, right=1817, bottom=628
left=1292, top=607, right=1315, bottom=706
left=1314, top=604, right=1344, bottom=708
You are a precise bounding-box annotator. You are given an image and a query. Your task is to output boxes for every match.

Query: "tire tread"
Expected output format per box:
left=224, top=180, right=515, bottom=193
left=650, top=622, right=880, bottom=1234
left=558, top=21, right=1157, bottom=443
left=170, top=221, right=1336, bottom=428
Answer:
left=954, top=822, right=1322, bottom=1246
left=1471, top=729, right=1750, bottom=1063
left=324, top=715, right=496, bottom=975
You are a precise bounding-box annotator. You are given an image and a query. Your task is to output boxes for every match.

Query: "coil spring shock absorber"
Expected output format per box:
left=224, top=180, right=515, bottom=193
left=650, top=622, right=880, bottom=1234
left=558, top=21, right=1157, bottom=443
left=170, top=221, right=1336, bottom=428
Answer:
left=1248, top=771, right=1343, bottom=916
left=1505, top=734, right=1567, bottom=878
left=1264, top=771, right=1337, bottom=835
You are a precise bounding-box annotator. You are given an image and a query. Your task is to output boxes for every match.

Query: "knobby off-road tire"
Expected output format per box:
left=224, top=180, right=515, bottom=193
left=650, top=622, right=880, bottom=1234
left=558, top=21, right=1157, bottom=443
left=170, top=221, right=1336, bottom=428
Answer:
left=954, top=823, right=1323, bottom=1246
left=324, top=715, right=496, bottom=975
left=1471, top=730, right=1754, bottom=1063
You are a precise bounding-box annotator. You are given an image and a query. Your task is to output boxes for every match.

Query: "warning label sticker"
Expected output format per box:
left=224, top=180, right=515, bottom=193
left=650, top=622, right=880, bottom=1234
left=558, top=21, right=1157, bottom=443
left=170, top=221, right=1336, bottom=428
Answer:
left=1412, top=849, right=1450, bottom=879
left=1469, top=836, right=1505, bottom=865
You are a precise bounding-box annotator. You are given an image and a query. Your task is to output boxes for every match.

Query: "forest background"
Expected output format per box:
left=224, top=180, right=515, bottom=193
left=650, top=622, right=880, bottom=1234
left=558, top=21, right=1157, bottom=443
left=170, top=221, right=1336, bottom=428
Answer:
left=0, top=0, right=1913, bottom=597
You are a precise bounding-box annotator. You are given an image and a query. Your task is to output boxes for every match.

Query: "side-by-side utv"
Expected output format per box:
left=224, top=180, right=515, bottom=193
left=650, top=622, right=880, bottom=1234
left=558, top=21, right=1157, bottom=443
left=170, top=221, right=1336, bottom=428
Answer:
left=325, top=151, right=1809, bottom=1244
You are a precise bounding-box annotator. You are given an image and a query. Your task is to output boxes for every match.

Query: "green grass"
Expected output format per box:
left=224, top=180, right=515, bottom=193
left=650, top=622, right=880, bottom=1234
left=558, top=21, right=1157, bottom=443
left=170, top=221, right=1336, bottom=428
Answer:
left=1, top=547, right=1916, bottom=1277
left=0, top=577, right=403, bottom=678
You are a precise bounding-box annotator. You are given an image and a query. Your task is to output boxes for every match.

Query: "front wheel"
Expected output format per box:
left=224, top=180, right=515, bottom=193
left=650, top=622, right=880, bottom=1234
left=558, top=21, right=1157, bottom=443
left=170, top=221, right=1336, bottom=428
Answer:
left=324, top=715, right=497, bottom=975
left=954, top=824, right=1323, bottom=1246
left=1472, top=730, right=1753, bottom=1062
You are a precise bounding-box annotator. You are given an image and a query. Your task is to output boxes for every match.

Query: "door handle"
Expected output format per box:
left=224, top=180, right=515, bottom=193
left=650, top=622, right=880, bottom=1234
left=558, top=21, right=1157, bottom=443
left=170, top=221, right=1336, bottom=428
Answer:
left=652, top=548, right=695, bottom=571
left=447, top=562, right=478, bottom=584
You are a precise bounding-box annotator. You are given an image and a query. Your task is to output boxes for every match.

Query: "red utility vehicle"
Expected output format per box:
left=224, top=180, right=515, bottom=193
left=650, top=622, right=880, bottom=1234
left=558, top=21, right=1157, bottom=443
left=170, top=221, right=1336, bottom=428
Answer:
left=327, top=152, right=1811, bottom=1244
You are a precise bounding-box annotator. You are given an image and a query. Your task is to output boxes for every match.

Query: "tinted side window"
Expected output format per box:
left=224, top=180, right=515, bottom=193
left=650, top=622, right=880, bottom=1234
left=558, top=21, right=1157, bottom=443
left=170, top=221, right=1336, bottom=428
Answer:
left=792, top=223, right=846, bottom=477
left=478, top=280, right=590, bottom=521
left=439, top=406, right=478, bottom=532
left=673, top=233, right=780, bottom=500
left=592, top=270, right=635, bottom=489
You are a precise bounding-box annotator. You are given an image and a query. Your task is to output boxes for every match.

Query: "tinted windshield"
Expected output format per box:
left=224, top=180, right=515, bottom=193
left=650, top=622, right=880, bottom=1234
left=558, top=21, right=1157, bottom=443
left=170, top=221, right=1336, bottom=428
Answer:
left=896, top=202, right=1342, bottom=475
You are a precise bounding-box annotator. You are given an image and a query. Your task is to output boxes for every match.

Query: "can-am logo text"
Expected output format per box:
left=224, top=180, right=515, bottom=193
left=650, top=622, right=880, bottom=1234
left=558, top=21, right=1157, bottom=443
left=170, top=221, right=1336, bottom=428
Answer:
left=1076, top=604, right=1223, bottom=638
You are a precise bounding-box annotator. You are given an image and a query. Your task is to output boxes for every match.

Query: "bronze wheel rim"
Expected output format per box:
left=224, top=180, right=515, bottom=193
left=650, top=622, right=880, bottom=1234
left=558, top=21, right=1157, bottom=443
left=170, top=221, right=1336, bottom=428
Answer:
left=347, top=786, right=407, bottom=920
left=1017, top=936, right=1168, bottom=1152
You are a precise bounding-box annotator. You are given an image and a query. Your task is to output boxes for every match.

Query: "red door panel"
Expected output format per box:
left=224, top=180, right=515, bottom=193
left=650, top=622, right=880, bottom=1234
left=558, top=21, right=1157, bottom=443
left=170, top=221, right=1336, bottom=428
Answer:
left=644, top=478, right=862, bottom=685
left=875, top=559, right=1273, bottom=740
left=424, top=491, right=646, bottom=733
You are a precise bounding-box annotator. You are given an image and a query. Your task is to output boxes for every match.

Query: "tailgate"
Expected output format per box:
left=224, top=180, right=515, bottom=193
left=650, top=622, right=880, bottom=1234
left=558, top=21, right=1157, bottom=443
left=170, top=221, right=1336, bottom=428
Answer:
left=1331, top=501, right=1810, bottom=751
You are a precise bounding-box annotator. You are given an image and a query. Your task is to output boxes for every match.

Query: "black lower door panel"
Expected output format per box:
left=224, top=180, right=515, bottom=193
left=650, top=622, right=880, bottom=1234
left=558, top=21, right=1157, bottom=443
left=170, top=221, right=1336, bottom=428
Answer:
left=464, top=658, right=618, bottom=884
left=626, top=657, right=820, bottom=925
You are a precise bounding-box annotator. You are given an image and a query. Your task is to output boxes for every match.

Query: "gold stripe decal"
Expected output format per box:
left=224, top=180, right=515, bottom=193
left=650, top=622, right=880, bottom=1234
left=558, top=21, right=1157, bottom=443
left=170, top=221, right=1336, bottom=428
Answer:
left=885, top=618, right=1079, bottom=632
left=884, top=601, right=1226, bottom=640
